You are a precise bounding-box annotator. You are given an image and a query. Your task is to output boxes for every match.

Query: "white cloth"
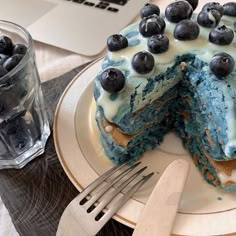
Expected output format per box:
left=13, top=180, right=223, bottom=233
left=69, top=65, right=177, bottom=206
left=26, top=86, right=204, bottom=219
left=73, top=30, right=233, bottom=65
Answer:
left=0, top=197, right=18, bottom=236
left=34, top=41, right=103, bottom=82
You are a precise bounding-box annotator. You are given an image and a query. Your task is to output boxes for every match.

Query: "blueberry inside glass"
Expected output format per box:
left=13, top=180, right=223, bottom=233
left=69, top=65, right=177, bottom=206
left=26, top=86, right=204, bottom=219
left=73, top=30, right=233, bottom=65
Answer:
left=0, top=20, right=50, bottom=169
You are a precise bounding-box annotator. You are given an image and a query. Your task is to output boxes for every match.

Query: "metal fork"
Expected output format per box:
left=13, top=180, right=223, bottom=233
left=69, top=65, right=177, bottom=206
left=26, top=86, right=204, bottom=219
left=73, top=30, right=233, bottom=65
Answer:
left=56, top=162, right=153, bottom=236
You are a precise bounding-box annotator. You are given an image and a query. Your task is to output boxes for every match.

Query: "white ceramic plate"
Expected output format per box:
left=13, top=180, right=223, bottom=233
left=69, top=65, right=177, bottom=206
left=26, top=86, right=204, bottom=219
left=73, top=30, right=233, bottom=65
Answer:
left=54, top=59, right=236, bottom=236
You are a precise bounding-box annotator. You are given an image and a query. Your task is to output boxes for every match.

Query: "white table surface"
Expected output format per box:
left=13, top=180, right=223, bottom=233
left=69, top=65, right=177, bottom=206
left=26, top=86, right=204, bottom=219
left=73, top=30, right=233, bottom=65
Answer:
left=0, top=0, right=230, bottom=235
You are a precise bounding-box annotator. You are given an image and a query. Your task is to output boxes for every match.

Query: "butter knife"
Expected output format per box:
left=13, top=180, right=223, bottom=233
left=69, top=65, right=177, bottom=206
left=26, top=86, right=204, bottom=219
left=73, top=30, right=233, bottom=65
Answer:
left=132, top=159, right=190, bottom=236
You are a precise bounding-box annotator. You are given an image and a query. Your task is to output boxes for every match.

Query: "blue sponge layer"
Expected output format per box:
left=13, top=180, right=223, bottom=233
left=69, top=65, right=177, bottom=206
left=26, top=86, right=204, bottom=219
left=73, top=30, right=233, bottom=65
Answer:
left=96, top=108, right=173, bottom=164
left=94, top=54, right=236, bottom=191
left=94, top=56, right=184, bottom=135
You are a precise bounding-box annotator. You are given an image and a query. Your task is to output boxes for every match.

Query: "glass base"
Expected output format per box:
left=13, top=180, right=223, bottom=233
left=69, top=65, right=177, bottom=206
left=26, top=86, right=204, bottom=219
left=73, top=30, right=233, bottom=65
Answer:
left=0, top=123, right=50, bottom=169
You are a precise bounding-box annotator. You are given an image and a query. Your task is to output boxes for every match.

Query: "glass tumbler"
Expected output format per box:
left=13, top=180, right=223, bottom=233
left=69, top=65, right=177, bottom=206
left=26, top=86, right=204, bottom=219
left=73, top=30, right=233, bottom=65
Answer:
left=0, top=20, right=50, bottom=169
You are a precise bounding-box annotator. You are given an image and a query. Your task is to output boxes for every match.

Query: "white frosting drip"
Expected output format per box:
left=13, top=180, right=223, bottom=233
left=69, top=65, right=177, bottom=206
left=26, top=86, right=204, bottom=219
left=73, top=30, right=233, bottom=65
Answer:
left=105, top=125, right=113, bottom=133
left=224, top=91, right=236, bottom=157
left=134, top=74, right=181, bottom=109
left=110, top=21, right=235, bottom=68
left=97, top=90, right=123, bottom=120
left=108, top=43, right=144, bottom=62
left=218, top=170, right=236, bottom=184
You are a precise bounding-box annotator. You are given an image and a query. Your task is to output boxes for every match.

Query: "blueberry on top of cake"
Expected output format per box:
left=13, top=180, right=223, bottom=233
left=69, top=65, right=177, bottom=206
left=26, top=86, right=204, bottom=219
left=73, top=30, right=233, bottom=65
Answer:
left=94, top=1, right=236, bottom=191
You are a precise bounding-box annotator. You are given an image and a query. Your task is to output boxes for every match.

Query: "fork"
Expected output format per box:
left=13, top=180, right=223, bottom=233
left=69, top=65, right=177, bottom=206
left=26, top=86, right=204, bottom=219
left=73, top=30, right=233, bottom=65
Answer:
left=56, top=162, right=153, bottom=236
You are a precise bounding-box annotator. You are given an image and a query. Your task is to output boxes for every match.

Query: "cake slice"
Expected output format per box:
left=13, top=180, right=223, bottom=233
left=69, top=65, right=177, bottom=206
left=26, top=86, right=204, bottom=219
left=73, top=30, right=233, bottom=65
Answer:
left=94, top=1, right=236, bottom=191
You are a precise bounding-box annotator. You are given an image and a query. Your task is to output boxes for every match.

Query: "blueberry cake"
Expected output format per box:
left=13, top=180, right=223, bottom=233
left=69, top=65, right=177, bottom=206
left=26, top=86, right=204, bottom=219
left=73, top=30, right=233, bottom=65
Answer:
left=94, top=1, right=236, bottom=191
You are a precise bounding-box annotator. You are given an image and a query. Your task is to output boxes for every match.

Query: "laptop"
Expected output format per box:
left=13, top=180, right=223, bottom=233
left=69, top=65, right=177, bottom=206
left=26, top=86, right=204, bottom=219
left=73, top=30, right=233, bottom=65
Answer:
left=0, top=0, right=148, bottom=56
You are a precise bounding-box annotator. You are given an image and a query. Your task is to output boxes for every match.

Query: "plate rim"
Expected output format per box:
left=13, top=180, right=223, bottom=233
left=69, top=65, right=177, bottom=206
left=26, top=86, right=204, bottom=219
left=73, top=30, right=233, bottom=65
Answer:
left=53, top=58, right=236, bottom=236
left=53, top=58, right=142, bottom=228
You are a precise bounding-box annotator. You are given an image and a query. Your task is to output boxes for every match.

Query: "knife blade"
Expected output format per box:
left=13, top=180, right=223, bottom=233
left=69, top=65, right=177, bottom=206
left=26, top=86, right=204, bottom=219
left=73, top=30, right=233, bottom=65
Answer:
left=132, top=159, right=190, bottom=236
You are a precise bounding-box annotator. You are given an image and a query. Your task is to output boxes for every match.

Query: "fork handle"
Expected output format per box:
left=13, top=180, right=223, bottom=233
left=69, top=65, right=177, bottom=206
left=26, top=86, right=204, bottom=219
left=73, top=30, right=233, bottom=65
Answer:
left=132, top=159, right=190, bottom=236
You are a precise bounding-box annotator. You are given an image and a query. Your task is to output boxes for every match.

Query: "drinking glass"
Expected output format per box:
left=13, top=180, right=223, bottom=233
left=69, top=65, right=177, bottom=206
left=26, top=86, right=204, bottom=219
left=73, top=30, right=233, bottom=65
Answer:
left=0, top=20, right=50, bottom=169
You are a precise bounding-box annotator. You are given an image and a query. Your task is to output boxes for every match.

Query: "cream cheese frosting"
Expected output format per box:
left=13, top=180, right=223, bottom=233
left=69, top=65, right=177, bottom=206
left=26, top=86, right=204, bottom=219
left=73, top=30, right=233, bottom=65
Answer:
left=95, top=13, right=236, bottom=158
left=97, top=16, right=235, bottom=117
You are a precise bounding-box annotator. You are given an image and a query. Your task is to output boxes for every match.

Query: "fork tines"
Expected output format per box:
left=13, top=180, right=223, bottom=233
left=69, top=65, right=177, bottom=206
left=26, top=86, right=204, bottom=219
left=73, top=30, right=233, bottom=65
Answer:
left=78, top=161, right=153, bottom=223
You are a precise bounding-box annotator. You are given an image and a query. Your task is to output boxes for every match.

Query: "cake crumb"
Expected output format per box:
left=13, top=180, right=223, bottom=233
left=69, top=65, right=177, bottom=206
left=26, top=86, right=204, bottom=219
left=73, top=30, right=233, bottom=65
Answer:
left=180, top=62, right=187, bottom=71
left=105, top=125, right=113, bottom=133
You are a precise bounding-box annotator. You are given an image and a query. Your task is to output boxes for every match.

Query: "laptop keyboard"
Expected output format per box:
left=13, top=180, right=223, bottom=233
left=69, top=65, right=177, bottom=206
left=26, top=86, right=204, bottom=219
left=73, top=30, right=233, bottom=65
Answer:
left=100, top=0, right=127, bottom=6
left=65, top=0, right=129, bottom=12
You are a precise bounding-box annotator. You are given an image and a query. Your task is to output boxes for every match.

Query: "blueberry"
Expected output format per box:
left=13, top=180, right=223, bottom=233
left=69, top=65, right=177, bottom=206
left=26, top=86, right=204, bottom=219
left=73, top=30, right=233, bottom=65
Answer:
left=107, top=34, right=128, bottom=52
left=174, top=20, right=200, bottom=40
left=209, top=52, right=235, bottom=78
left=3, top=54, right=24, bottom=71
left=209, top=25, right=234, bottom=45
left=147, top=34, right=169, bottom=54
left=139, top=15, right=166, bottom=37
left=165, top=1, right=193, bottom=23
left=6, top=122, right=17, bottom=135
left=0, top=65, right=8, bottom=77
left=140, top=3, right=160, bottom=18
left=132, top=51, right=155, bottom=74
left=184, top=0, right=199, bottom=11
left=197, top=9, right=221, bottom=28
left=13, top=133, right=28, bottom=150
left=202, top=2, right=224, bottom=16
left=5, top=117, right=29, bottom=151
left=0, top=36, right=13, bottom=54
left=0, top=54, right=9, bottom=65
left=100, top=68, right=125, bottom=93
left=6, top=117, right=24, bottom=135
left=223, top=2, right=236, bottom=16
left=12, top=44, right=27, bottom=55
